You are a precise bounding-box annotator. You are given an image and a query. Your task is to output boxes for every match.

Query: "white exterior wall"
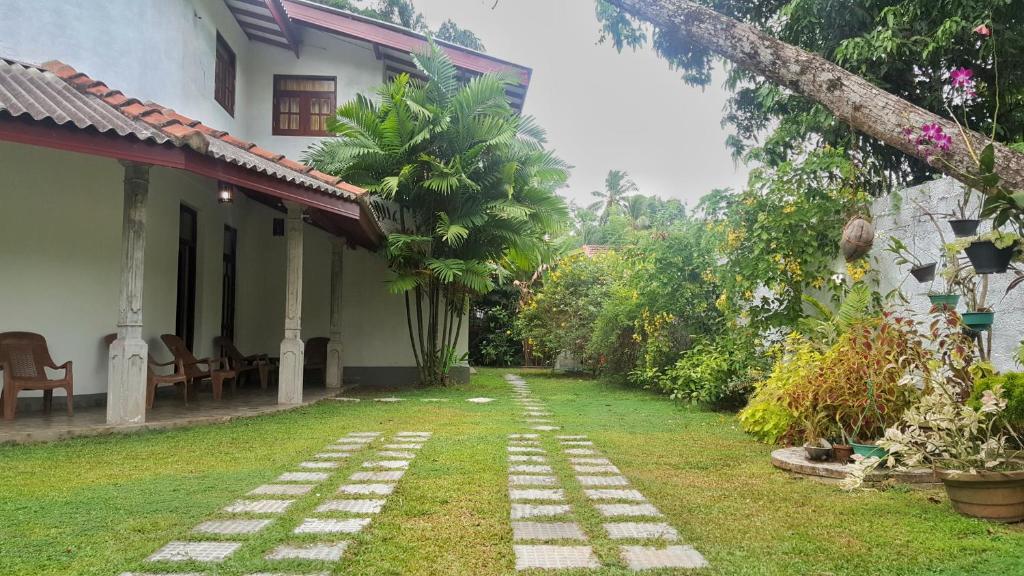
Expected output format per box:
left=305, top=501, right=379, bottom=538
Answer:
left=0, top=144, right=122, bottom=398
left=242, top=28, right=384, bottom=160
left=0, top=0, right=470, bottom=392
left=0, top=0, right=249, bottom=135
left=0, top=141, right=466, bottom=395
left=0, top=142, right=320, bottom=395
left=872, top=178, right=1024, bottom=372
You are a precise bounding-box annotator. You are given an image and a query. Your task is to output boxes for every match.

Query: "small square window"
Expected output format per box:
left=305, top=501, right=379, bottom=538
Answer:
left=215, top=32, right=236, bottom=116
left=273, top=75, right=337, bottom=136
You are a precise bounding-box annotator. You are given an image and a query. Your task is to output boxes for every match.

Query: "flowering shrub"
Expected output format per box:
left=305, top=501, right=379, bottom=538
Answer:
left=698, top=148, right=868, bottom=330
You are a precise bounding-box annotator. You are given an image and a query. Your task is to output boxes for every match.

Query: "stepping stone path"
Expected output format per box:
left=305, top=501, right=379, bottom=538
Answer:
left=129, top=430, right=432, bottom=574
left=128, top=376, right=706, bottom=573
left=502, top=373, right=708, bottom=571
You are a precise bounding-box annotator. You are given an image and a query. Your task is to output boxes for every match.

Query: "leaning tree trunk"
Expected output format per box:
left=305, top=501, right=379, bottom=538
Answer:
left=605, top=0, right=1024, bottom=194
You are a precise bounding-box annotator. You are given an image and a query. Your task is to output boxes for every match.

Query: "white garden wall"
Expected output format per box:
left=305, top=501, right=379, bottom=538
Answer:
left=871, top=178, right=1023, bottom=372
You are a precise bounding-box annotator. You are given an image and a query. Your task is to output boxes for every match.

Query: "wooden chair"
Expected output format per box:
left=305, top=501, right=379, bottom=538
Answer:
left=214, top=336, right=272, bottom=389
left=305, top=337, right=329, bottom=385
left=160, top=334, right=237, bottom=400
left=0, top=332, right=73, bottom=420
left=103, top=334, right=189, bottom=408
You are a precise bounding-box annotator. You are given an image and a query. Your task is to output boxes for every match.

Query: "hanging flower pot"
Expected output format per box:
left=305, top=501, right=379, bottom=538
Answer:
left=909, top=262, right=937, bottom=283
left=964, top=241, right=1017, bottom=274
left=962, top=311, right=995, bottom=331
left=841, top=217, right=875, bottom=262
left=928, top=293, right=960, bottom=309
left=948, top=219, right=981, bottom=238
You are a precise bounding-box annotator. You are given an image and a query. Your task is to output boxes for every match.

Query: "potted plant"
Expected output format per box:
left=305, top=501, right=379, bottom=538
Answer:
left=801, top=411, right=834, bottom=461
left=928, top=292, right=961, bottom=309
left=831, top=428, right=854, bottom=464
left=947, top=187, right=982, bottom=238
left=847, top=379, right=895, bottom=460
left=885, top=237, right=937, bottom=283
left=844, top=378, right=1024, bottom=523
left=962, top=309, right=996, bottom=332
left=956, top=230, right=1021, bottom=274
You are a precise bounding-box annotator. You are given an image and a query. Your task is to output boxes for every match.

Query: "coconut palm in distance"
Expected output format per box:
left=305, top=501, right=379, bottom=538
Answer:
left=306, top=44, right=569, bottom=386
left=589, top=169, right=639, bottom=225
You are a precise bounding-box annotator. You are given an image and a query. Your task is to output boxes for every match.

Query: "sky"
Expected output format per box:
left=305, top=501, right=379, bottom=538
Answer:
left=414, top=0, right=749, bottom=208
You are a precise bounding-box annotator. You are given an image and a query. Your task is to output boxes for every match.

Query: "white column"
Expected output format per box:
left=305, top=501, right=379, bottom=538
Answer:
left=325, top=238, right=344, bottom=389
left=107, top=162, right=149, bottom=425
left=278, top=202, right=305, bottom=404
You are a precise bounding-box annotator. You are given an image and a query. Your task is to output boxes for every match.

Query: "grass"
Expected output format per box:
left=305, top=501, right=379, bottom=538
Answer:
left=0, top=368, right=1020, bottom=575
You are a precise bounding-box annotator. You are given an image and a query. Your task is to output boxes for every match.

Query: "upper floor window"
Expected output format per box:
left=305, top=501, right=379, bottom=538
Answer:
left=214, top=33, right=236, bottom=116
left=273, top=75, right=337, bottom=136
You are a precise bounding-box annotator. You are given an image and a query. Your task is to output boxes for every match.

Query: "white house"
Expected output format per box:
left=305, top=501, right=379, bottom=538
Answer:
left=0, top=0, right=533, bottom=426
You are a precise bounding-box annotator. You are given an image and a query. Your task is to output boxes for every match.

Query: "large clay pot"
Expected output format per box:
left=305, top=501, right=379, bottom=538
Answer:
left=841, top=217, right=875, bottom=262
left=937, top=469, right=1024, bottom=522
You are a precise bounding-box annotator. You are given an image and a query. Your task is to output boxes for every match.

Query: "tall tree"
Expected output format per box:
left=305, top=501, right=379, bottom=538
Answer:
left=436, top=20, right=486, bottom=52
left=597, top=0, right=1024, bottom=198
left=624, top=195, right=651, bottom=230
left=589, top=169, right=639, bottom=224
left=307, top=45, right=569, bottom=386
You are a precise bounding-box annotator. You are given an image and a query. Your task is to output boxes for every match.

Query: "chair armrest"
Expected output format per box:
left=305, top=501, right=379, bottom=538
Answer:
left=54, top=360, right=72, bottom=380
left=150, top=359, right=178, bottom=368
left=208, top=357, right=229, bottom=370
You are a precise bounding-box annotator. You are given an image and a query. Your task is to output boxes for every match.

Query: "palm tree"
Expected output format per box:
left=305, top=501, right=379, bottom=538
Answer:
left=306, top=44, right=569, bottom=386
left=588, top=169, right=638, bottom=224
left=624, top=195, right=651, bottom=230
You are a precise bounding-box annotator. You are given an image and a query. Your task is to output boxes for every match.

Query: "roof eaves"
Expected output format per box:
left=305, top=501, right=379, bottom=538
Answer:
left=36, top=59, right=368, bottom=202
left=283, top=0, right=532, bottom=85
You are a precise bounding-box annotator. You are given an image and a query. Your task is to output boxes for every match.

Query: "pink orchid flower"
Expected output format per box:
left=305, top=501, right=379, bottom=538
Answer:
left=949, top=68, right=974, bottom=88
left=974, top=24, right=991, bottom=37
left=921, top=123, right=944, bottom=140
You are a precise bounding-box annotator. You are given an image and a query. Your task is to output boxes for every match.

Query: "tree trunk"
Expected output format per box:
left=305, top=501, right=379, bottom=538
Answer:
left=605, top=0, right=1024, bottom=194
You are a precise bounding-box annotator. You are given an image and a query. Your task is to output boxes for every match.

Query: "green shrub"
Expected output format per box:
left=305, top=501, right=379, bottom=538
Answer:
left=970, top=373, right=1024, bottom=429
left=739, top=334, right=820, bottom=443
left=657, top=331, right=770, bottom=410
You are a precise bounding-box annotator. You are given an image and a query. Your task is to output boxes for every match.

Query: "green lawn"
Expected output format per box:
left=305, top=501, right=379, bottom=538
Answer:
left=0, top=368, right=1021, bottom=575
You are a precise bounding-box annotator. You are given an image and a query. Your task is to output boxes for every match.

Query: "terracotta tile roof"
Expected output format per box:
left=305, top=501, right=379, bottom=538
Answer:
left=0, top=57, right=170, bottom=144
left=0, top=57, right=365, bottom=201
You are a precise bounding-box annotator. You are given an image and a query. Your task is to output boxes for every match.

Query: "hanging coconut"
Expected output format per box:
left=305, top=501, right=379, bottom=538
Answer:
left=841, top=216, right=875, bottom=262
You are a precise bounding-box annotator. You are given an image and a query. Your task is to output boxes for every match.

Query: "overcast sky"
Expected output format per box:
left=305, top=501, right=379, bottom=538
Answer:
left=414, top=0, right=749, bottom=207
